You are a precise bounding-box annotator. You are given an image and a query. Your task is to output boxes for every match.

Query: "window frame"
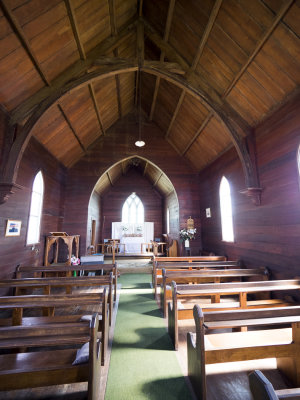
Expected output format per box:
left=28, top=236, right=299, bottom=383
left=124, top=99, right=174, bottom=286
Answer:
left=26, top=170, right=44, bottom=246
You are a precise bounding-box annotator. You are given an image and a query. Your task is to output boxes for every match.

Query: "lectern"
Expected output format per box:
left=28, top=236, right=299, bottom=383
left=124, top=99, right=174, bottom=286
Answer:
left=44, top=232, right=80, bottom=266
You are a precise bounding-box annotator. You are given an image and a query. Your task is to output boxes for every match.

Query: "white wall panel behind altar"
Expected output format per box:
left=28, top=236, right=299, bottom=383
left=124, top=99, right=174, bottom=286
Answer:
left=111, top=222, right=154, bottom=248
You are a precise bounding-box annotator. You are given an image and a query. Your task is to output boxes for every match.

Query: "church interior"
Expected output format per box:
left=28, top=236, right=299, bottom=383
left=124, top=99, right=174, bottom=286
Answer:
left=0, top=0, right=300, bottom=399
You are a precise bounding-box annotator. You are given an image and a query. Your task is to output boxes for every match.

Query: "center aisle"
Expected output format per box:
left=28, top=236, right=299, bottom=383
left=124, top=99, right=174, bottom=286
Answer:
left=105, top=273, right=194, bottom=400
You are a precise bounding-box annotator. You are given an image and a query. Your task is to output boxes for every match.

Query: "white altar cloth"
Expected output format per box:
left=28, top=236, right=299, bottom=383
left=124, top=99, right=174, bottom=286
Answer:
left=121, top=236, right=144, bottom=253
left=111, top=222, right=154, bottom=254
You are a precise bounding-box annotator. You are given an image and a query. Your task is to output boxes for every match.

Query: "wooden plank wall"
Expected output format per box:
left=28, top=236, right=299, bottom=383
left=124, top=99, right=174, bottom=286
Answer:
left=199, top=94, right=300, bottom=280
left=0, top=136, right=66, bottom=281
left=101, top=167, right=163, bottom=241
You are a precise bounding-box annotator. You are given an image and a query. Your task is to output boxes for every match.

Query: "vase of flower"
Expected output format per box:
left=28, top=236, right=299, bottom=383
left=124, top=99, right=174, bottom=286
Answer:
left=185, top=239, right=189, bottom=248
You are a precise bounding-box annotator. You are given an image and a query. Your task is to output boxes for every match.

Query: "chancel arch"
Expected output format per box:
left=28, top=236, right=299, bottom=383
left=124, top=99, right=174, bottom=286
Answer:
left=87, top=156, right=180, bottom=253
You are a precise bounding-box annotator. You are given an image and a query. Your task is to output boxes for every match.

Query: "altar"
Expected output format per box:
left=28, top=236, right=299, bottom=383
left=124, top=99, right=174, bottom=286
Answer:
left=111, top=222, right=154, bottom=254
left=121, top=236, right=144, bottom=253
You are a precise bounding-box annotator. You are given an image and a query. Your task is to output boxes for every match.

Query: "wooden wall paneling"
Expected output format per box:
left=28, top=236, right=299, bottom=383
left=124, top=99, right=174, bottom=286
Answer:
left=0, top=136, right=66, bottom=282
left=199, top=95, right=300, bottom=287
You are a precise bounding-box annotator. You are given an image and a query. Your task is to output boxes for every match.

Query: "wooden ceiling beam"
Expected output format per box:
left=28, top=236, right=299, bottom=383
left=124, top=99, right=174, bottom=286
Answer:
left=149, top=0, right=176, bottom=120
left=143, top=161, right=148, bottom=176
left=165, top=91, right=185, bottom=139
left=64, top=0, right=86, bottom=60
left=190, top=0, right=222, bottom=72
left=88, top=84, right=106, bottom=136
left=222, top=0, right=294, bottom=98
left=182, top=112, right=213, bottom=155
left=65, top=0, right=105, bottom=138
left=109, top=0, right=122, bottom=119
left=0, top=0, right=50, bottom=86
left=143, top=19, right=251, bottom=136
left=107, top=171, right=113, bottom=186
left=153, top=172, right=163, bottom=187
left=57, top=104, right=86, bottom=153
left=10, top=17, right=138, bottom=125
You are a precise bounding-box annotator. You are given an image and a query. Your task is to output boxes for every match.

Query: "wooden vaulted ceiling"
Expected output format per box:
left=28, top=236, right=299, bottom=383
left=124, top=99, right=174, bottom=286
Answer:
left=94, top=157, right=175, bottom=197
left=0, top=0, right=299, bottom=195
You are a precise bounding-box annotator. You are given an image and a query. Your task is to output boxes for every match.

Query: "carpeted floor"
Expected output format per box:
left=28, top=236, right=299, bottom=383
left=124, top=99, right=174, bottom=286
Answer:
left=104, top=274, right=194, bottom=400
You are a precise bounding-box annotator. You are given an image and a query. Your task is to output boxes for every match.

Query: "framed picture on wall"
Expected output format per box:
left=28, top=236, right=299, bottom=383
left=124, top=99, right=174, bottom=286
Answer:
left=5, top=219, right=22, bottom=237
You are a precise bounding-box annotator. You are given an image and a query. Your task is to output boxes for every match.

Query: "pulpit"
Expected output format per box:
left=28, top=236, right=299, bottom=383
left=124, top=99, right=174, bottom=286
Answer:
left=44, top=232, right=80, bottom=266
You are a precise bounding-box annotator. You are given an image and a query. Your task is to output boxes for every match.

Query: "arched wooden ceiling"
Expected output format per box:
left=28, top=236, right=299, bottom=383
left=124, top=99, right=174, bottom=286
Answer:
left=0, top=0, right=299, bottom=202
left=94, top=156, right=175, bottom=197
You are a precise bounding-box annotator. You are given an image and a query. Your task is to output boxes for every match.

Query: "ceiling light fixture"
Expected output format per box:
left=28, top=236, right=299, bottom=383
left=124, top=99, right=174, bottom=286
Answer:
left=135, top=69, right=145, bottom=148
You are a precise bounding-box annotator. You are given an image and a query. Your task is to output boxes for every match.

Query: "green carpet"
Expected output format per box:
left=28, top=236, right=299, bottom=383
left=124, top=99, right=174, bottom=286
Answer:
left=105, top=274, right=193, bottom=400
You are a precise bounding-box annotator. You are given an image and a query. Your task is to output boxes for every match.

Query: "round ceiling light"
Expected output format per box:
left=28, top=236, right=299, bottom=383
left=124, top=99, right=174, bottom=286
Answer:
left=135, top=140, right=145, bottom=147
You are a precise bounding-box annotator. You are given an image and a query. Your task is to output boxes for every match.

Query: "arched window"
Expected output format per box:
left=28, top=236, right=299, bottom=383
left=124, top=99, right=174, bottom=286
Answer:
left=27, top=171, right=44, bottom=245
left=166, top=207, right=170, bottom=234
left=122, top=192, right=144, bottom=224
left=219, top=176, right=234, bottom=242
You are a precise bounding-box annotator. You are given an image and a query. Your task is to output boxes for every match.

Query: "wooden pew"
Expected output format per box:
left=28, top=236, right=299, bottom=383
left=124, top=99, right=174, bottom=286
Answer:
left=152, top=257, right=240, bottom=299
left=187, top=305, right=300, bottom=400
left=0, top=274, right=113, bottom=325
left=0, top=290, right=109, bottom=366
left=161, top=267, right=269, bottom=317
left=16, top=263, right=118, bottom=301
left=0, top=314, right=102, bottom=399
left=248, top=370, right=300, bottom=400
left=169, top=279, right=300, bottom=350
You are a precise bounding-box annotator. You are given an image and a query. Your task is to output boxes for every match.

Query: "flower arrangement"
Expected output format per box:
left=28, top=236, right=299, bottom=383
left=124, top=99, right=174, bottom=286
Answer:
left=136, top=225, right=143, bottom=232
left=71, top=255, right=80, bottom=265
left=121, top=225, right=129, bottom=232
left=179, top=228, right=196, bottom=242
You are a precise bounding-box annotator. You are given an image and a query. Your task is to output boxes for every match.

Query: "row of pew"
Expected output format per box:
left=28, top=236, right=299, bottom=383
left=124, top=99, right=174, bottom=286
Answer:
left=152, top=255, right=300, bottom=400
left=0, top=262, right=118, bottom=400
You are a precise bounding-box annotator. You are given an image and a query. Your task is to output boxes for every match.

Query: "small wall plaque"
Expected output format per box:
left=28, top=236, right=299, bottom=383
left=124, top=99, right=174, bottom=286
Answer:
left=205, top=208, right=211, bottom=218
left=5, top=219, right=22, bottom=236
